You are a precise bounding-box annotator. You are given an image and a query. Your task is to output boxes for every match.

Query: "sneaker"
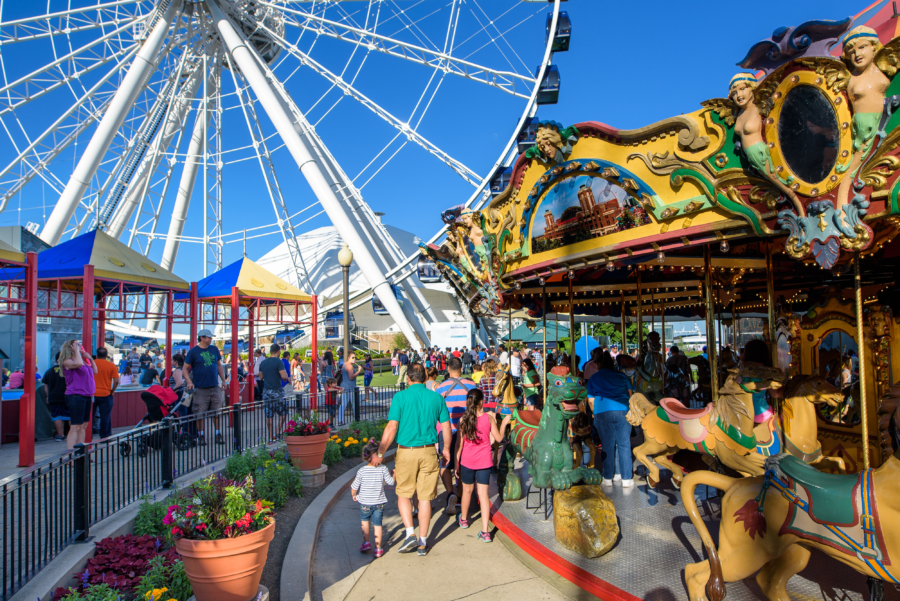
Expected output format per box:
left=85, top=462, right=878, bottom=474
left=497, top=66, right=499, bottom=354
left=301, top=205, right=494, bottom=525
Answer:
left=621, top=479, right=635, bottom=488
left=417, top=544, right=428, bottom=556
left=374, top=548, right=385, bottom=558
left=398, top=535, right=418, bottom=553
left=445, top=493, right=458, bottom=515
left=215, top=433, right=225, bottom=445
left=54, top=435, right=65, bottom=442
left=601, top=478, right=614, bottom=486
left=198, top=435, right=208, bottom=446
left=458, top=516, right=470, bottom=529
left=613, top=474, right=622, bottom=482
left=477, top=531, right=493, bottom=543
left=360, top=542, right=372, bottom=552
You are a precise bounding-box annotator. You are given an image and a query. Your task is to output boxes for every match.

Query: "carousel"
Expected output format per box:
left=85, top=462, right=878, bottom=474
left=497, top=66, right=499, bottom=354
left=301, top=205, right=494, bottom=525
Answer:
left=422, top=9, right=900, bottom=601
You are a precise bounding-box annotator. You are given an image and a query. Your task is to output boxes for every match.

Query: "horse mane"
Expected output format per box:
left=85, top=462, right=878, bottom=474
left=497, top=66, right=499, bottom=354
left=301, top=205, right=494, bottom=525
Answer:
left=714, top=376, right=752, bottom=431
left=877, top=384, right=900, bottom=458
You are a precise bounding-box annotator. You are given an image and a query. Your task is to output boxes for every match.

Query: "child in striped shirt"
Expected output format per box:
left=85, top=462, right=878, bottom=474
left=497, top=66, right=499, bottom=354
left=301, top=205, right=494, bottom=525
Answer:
left=351, top=439, right=395, bottom=558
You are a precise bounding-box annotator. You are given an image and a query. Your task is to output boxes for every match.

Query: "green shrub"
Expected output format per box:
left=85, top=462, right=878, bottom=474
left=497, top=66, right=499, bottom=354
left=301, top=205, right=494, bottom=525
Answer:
left=134, top=494, right=174, bottom=539
left=57, top=584, right=120, bottom=601
left=137, top=556, right=193, bottom=601
left=323, top=440, right=342, bottom=466
left=225, top=447, right=301, bottom=508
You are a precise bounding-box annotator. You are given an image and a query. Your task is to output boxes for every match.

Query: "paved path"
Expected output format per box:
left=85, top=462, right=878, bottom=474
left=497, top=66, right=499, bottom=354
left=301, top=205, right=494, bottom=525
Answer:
left=309, top=486, right=573, bottom=601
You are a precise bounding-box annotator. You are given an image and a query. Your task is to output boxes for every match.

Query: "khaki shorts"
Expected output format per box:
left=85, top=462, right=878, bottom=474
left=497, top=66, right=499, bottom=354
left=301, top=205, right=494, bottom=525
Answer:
left=394, top=447, right=440, bottom=500
left=192, top=387, right=224, bottom=413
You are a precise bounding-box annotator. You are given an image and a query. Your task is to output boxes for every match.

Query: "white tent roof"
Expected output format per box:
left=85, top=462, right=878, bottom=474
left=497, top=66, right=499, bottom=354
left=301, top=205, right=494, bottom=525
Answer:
left=256, top=223, right=452, bottom=299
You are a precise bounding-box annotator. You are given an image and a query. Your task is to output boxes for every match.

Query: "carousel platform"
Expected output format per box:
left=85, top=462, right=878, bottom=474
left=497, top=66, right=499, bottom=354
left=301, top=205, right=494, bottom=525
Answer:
left=491, top=458, right=900, bottom=600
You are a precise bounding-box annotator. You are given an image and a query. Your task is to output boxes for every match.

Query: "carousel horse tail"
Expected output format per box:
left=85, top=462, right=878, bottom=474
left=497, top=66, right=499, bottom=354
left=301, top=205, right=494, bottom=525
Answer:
left=625, top=392, right=656, bottom=427
left=681, top=471, right=740, bottom=601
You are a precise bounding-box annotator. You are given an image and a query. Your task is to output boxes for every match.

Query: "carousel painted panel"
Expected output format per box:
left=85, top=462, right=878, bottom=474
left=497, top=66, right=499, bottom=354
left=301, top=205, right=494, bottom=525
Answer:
left=799, top=294, right=884, bottom=469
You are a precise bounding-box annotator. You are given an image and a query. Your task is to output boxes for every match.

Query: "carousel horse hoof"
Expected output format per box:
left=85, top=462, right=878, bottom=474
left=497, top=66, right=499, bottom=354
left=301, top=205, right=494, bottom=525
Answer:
left=648, top=475, right=658, bottom=489
left=672, top=476, right=682, bottom=489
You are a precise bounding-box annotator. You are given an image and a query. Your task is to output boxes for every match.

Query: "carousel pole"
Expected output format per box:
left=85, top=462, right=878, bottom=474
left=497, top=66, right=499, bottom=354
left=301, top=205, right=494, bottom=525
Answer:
left=766, top=244, right=777, bottom=366
left=508, top=306, right=512, bottom=349
left=620, top=291, right=627, bottom=353
left=568, top=274, right=576, bottom=375
left=661, top=299, right=666, bottom=388
left=703, top=247, right=718, bottom=401
left=542, top=284, right=547, bottom=405
left=636, top=269, right=644, bottom=351
left=854, top=254, right=870, bottom=471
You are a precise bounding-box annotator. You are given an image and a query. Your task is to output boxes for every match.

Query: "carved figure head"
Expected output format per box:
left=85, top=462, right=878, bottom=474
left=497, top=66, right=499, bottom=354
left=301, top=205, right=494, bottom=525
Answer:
left=535, top=126, right=564, bottom=162
left=729, top=73, right=758, bottom=108
left=842, top=26, right=882, bottom=72
left=460, top=209, right=478, bottom=230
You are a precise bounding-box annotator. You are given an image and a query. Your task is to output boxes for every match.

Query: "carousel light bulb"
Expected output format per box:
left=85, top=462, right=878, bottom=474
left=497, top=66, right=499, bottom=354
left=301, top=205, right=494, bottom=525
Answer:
left=608, top=263, right=616, bottom=272
left=567, top=270, right=575, bottom=280
left=515, top=281, right=521, bottom=289
left=539, top=277, right=546, bottom=286
left=657, top=251, right=666, bottom=263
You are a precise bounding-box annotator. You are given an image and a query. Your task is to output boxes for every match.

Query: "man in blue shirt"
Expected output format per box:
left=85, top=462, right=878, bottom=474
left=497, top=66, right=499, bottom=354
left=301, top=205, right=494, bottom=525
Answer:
left=395, top=348, right=409, bottom=386
left=587, top=353, right=634, bottom=487
left=184, top=329, right=227, bottom=445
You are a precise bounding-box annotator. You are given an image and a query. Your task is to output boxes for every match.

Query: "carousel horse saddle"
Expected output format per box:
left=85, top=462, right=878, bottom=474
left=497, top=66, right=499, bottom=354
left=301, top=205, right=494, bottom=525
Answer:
left=659, top=397, right=712, bottom=422
left=769, top=454, right=860, bottom=525
left=514, top=408, right=542, bottom=428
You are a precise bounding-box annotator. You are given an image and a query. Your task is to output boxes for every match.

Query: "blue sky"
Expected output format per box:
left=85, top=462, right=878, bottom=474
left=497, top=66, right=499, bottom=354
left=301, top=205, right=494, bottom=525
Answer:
left=0, top=0, right=880, bottom=290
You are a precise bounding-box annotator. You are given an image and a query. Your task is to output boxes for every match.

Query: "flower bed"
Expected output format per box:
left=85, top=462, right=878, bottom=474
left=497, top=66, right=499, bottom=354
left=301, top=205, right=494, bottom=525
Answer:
left=328, top=420, right=388, bottom=460
left=55, top=448, right=305, bottom=600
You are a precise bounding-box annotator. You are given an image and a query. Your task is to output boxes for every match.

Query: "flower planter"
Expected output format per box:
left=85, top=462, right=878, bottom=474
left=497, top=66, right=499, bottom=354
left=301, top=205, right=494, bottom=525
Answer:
left=175, top=520, right=275, bottom=601
left=285, top=432, right=329, bottom=470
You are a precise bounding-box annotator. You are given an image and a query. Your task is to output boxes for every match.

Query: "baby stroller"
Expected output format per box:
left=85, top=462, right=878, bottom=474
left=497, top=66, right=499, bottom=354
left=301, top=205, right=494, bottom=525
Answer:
left=119, top=385, right=193, bottom=457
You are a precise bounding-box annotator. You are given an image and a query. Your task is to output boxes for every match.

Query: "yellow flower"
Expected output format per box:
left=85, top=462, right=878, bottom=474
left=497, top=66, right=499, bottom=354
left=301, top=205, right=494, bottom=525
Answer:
left=146, top=588, right=168, bottom=600
left=363, top=438, right=368, bottom=442
left=344, top=441, right=350, bottom=447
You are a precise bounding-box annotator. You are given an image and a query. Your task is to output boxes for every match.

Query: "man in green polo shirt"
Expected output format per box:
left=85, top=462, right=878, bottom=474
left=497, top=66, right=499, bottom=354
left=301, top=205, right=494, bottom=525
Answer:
left=373, top=362, right=450, bottom=557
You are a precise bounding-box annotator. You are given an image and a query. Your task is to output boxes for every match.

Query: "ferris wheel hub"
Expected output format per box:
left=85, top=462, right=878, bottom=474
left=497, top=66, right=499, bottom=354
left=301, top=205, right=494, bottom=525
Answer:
left=215, top=0, right=284, bottom=66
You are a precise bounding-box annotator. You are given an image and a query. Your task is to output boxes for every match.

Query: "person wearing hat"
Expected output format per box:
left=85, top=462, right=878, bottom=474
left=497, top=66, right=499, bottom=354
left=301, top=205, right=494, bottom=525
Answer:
left=183, top=329, right=226, bottom=445
left=701, top=345, right=708, bottom=361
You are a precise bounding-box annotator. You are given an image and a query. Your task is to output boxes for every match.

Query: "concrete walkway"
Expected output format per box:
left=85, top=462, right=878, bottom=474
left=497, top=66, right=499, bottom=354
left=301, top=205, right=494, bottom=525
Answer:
left=309, top=486, right=573, bottom=601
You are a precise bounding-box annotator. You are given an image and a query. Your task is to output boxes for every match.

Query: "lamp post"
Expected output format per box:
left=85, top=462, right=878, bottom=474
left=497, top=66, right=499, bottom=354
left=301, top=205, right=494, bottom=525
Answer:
left=338, top=244, right=353, bottom=367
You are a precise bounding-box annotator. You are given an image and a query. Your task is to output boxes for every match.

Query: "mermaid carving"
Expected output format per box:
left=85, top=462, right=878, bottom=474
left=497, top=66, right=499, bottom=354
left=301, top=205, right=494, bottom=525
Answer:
left=729, top=73, right=805, bottom=216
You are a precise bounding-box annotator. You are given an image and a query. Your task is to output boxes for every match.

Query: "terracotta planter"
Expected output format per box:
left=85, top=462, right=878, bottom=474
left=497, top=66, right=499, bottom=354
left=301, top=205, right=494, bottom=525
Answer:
left=285, top=432, right=329, bottom=470
left=175, top=520, right=275, bottom=601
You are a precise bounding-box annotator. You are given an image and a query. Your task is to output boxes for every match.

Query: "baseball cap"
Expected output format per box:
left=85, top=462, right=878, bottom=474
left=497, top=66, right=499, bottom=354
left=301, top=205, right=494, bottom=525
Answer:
left=198, top=329, right=213, bottom=338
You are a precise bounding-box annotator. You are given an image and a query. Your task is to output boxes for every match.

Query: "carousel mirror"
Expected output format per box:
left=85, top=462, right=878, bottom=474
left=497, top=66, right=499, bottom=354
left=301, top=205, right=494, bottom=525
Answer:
left=777, top=85, right=839, bottom=184
left=816, top=330, right=860, bottom=426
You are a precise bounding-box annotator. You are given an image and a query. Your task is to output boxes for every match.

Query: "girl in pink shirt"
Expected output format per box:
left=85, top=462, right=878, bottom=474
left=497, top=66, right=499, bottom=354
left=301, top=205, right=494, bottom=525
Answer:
left=454, top=388, right=510, bottom=542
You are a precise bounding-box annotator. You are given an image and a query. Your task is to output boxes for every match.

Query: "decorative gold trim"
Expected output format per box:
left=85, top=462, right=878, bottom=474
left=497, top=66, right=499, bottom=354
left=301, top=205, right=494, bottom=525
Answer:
left=763, top=69, right=853, bottom=195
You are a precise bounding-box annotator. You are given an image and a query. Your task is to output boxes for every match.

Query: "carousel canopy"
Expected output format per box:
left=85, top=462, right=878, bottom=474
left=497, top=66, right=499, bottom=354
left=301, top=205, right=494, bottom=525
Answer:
left=185, top=257, right=311, bottom=303
left=2, top=229, right=187, bottom=291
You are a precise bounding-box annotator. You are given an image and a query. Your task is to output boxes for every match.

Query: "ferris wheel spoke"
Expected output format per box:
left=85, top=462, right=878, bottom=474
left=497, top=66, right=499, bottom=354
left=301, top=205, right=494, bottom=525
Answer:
left=266, top=3, right=535, bottom=99
left=0, top=21, right=141, bottom=116
left=0, top=0, right=148, bottom=46
left=259, top=23, right=483, bottom=188
left=102, top=43, right=204, bottom=236
left=227, top=62, right=317, bottom=293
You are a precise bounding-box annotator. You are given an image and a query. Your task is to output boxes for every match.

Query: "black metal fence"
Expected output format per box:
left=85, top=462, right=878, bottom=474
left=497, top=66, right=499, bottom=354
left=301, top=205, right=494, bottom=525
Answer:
left=0, top=384, right=401, bottom=600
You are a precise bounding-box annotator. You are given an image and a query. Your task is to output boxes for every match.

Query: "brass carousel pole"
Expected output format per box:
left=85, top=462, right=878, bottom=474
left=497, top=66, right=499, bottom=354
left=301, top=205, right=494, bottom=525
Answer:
left=704, top=246, right=719, bottom=401
left=766, top=244, right=777, bottom=366
left=542, top=284, right=548, bottom=406
left=568, top=274, right=577, bottom=376
left=854, top=254, right=870, bottom=471
left=508, top=306, right=512, bottom=350
left=731, top=302, right=737, bottom=349
left=620, top=291, right=627, bottom=354
left=636, top=268, right=644, bottom=351
left=661, top=298, right=666, bottom=388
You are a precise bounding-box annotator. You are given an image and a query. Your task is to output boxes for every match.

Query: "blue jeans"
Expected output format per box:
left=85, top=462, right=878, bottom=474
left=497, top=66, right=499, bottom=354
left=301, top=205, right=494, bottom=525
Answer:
left=94, top=395, right=114, bottom=439
left=594, top=410, right=633, bottom=480
left=360, top=503, right=385, bottom=526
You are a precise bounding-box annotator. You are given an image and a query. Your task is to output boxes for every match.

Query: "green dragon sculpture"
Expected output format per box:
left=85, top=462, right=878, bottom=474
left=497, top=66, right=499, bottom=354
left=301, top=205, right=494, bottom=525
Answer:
left=498, top=366, right=602, bottom=500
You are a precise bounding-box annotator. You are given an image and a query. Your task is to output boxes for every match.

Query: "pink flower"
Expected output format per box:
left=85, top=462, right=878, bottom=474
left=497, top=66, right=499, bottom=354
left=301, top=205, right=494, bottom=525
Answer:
left=162, top=514, right=173, bottom=526
left=195, top=523, right=207, bottom=531
left=171, top=526, right=182, bottom=537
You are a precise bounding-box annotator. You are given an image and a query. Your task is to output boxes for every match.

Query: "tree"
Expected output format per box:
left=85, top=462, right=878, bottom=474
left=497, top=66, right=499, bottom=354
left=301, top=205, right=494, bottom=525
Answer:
left=392, top=332, right=410, bottom=350
left=560, top=321, right=649, bottom=354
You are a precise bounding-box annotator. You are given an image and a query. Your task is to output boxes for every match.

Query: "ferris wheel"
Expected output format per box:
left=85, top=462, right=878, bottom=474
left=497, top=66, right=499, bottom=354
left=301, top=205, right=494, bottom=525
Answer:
left=0, top=0, right=567, bottom=346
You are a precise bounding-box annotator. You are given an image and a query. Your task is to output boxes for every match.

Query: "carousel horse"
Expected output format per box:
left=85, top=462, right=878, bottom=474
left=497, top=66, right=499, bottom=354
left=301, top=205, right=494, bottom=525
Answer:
left=627, top=364, right=785, bottom=488
left=752, top=375, right=846, bottom=473
left=680, top=385, right=900, bottom=601
left=634, top=332, right=665, bottom=404
left=492, top=363, right=520, bottom=415
left=570, top=398, right=597, bottom=468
